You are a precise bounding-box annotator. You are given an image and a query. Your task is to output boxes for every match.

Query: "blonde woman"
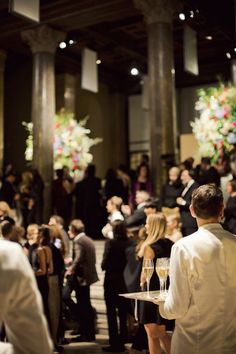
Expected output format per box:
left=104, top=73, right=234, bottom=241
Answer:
left=102, top=196, right=124, bottom=239
left=138, top=213, right=174, bottom=354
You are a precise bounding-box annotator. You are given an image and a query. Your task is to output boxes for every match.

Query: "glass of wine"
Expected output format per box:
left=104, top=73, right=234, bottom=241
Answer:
left=142, top=258, right=154, bottom=298
left=155, top=258, right=170, bottom=298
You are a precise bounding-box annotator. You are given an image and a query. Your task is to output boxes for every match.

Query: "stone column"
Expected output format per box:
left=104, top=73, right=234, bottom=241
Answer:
left=134, top=0, right=178, bottom=196
left=22, top=25, right=65, bottom=221
left=0, top=51, right=6, bottom=172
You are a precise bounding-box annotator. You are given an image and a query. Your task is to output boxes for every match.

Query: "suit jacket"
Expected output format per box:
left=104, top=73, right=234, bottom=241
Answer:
left=125, top=206, right=146, bottom=228
left=72, top=233, right=99, bottom=286
left=179, top=181, right=198, bottom=230
left=159, top=224, right=236, bottom=354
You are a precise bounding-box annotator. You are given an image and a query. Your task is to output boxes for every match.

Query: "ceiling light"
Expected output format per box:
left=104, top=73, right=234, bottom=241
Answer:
left=206, top=36, right=213, bottom=40
left=131, top=67, right=139, bottom=76
left=179, top=13, right=185, bottom=21
left=96, top=59, right=101, bottom=65
left=69, top=39, right=75, bottom=45
left=234, top=48, right=236, bottom=52
left=226, top=52, right=231, bottom=59
left=190, top=10, right=194, bottom=18
left=59, top=41, right=67, bottom=49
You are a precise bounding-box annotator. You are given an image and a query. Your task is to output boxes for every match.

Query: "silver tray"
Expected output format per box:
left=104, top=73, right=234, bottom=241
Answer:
left=119, top=290, right=166, bottom=303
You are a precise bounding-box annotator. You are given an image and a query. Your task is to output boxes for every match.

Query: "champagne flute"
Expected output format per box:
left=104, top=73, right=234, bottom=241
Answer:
left=142, top=258, right=154, bottom=298
left=156, top=258, right=170, bottom=298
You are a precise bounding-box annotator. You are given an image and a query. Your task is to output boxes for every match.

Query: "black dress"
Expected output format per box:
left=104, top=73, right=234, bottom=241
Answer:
left=223, top=196, right=236, bottom=234
left=139, top=239, right=174, bottom=330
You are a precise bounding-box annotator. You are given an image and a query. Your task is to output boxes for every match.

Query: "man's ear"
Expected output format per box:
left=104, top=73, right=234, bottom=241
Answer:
left=189, top=204, right=196, bottom=219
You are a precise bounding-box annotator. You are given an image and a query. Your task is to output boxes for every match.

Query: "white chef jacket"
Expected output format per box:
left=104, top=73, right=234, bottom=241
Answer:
left=0, top=240, right=53, bottom=354
left=159, top=223, right=236, bottom=354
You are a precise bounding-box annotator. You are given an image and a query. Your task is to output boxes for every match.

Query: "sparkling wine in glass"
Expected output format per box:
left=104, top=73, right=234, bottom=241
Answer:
left=142, top=258, right=154, bottom=298
left=156, top=258, right=170, bottom=298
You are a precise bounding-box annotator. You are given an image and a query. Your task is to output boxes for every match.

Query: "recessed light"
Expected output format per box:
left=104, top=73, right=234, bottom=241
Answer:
left=190, top=10, right=194, bottom=18
left=69, top=39, right=75, bottom=45
left=59, top=41, right=66, bottom=49
left=206, top=36, right=213, bottom=40
left=96, top=59, right=101, bottom=65
left=131, top=67, right=139, bottom=76
left=179, top=13, right=185, bottom=21
left=226, top=52, right=231, bottom=59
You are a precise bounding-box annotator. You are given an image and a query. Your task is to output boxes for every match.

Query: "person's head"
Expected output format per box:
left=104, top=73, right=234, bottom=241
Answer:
left=201, top=157, right=211, bottom=171
left=135, top=190, right=150, bottom=205
left=56, top=169, right=64, bottom=179
left=190, top=184, right=224, bottom=224
left=0, top=201, right=11, bottom=217
left=38, top=225, right=51, bottom=247
left=5, top=172, right=16, bottom=184
left=85, top=164, right=96, bottom=177
left=169, top=166, right=180, bottom=183
left=144, top=200, right=159, bottom=216
left=68, top=219, right=85, bottom=239
left=1, top=221, right=14, bottom=240
left=138, top=213, right=166, bottom=258
left=49, top=215, right=64, bottom=229
left=21, top=170, right=33, bottom=185
left=112, top=220, right=127, bottom=240
left=166, top=214, right=181, bottom=233
left=27, top=224, right=39, bottom=243
left=181, top=169, right=195, bottom=185
left=226, top=180, right=236, bottom=195
left=137, top=163, right=149, bottom=179
left=106, top=196, right=123, bottom=213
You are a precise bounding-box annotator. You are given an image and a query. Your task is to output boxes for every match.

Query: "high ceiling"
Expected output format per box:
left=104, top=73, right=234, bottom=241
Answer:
left=0, top=0, right=235, bottom=93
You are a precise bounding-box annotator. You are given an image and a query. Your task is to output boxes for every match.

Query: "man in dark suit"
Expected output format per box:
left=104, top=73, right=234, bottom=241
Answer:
left=124, top=190, right=150, bottom=229
left=176, top=169, right=198, bottom=236
left=66, top=219, right=99, bottom=342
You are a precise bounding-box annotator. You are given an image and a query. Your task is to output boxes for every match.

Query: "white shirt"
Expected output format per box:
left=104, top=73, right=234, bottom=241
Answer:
left=159, top=224, right=236, bottom=354
left=0, top=240, right=53, bottom=354
left=102, top=211, right=124, bottom=239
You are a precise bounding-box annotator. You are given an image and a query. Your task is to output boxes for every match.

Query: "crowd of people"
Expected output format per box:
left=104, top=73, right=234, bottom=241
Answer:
left=0, top=154, right=236, bottom=354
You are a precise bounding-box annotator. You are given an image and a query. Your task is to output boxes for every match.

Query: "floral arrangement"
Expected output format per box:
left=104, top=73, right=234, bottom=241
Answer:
left=22, top=109, right=102, bottom=179
left=191, top=84, right=236, bottom=162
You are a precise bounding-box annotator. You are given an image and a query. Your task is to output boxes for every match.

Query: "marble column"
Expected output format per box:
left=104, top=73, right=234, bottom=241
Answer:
left=0, top=51, right=6, bottom=172
left=134, top=0, right=178, bottom=196
left=22, top=25, right=65, bottom=221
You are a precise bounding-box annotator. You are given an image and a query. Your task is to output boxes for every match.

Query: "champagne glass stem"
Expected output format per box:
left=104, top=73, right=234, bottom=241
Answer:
left=134, top=299, right=138, bottom=321
left=160, top=279, right=164, bottom=294
left=147, top=279, right=150, bottom=298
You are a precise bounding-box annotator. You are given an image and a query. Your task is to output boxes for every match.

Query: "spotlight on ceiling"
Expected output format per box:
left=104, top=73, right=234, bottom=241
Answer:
left=234, top=48, right=236, bottom=52
left=96, top=59, right=102, bottom=65
left=226, top=52, right=231, bottom=59
left=59, top=41, right=67, bottom=49
left=179, top=13, right=185, bottom=21
left=190, top=10, right=194, bottom=18
left=69, top=39, right=75, bottom=45
left=130, top=67, right=139, bottom=76
left=206, top=36, right=213, bottom=40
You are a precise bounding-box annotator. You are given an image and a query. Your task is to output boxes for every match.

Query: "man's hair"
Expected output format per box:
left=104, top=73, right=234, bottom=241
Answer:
left=69, top=219, right=85, bottom=234
left=191, top=184, right=223, bottom=219
left=1, top=221, right=14, bottom=238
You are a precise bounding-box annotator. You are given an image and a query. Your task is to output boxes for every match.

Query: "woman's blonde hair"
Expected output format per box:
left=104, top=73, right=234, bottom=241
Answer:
left=109, top=196, right=123, bottom=210
left=137, top=213, right=166, bottom=258
left=0, top=201, right=12, bottom=216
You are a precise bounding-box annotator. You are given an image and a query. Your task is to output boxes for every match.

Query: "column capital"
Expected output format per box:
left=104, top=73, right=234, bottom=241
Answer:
left=22, top=25, right=65, bottom=54
left=134, top=0, right=181, bottom=24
